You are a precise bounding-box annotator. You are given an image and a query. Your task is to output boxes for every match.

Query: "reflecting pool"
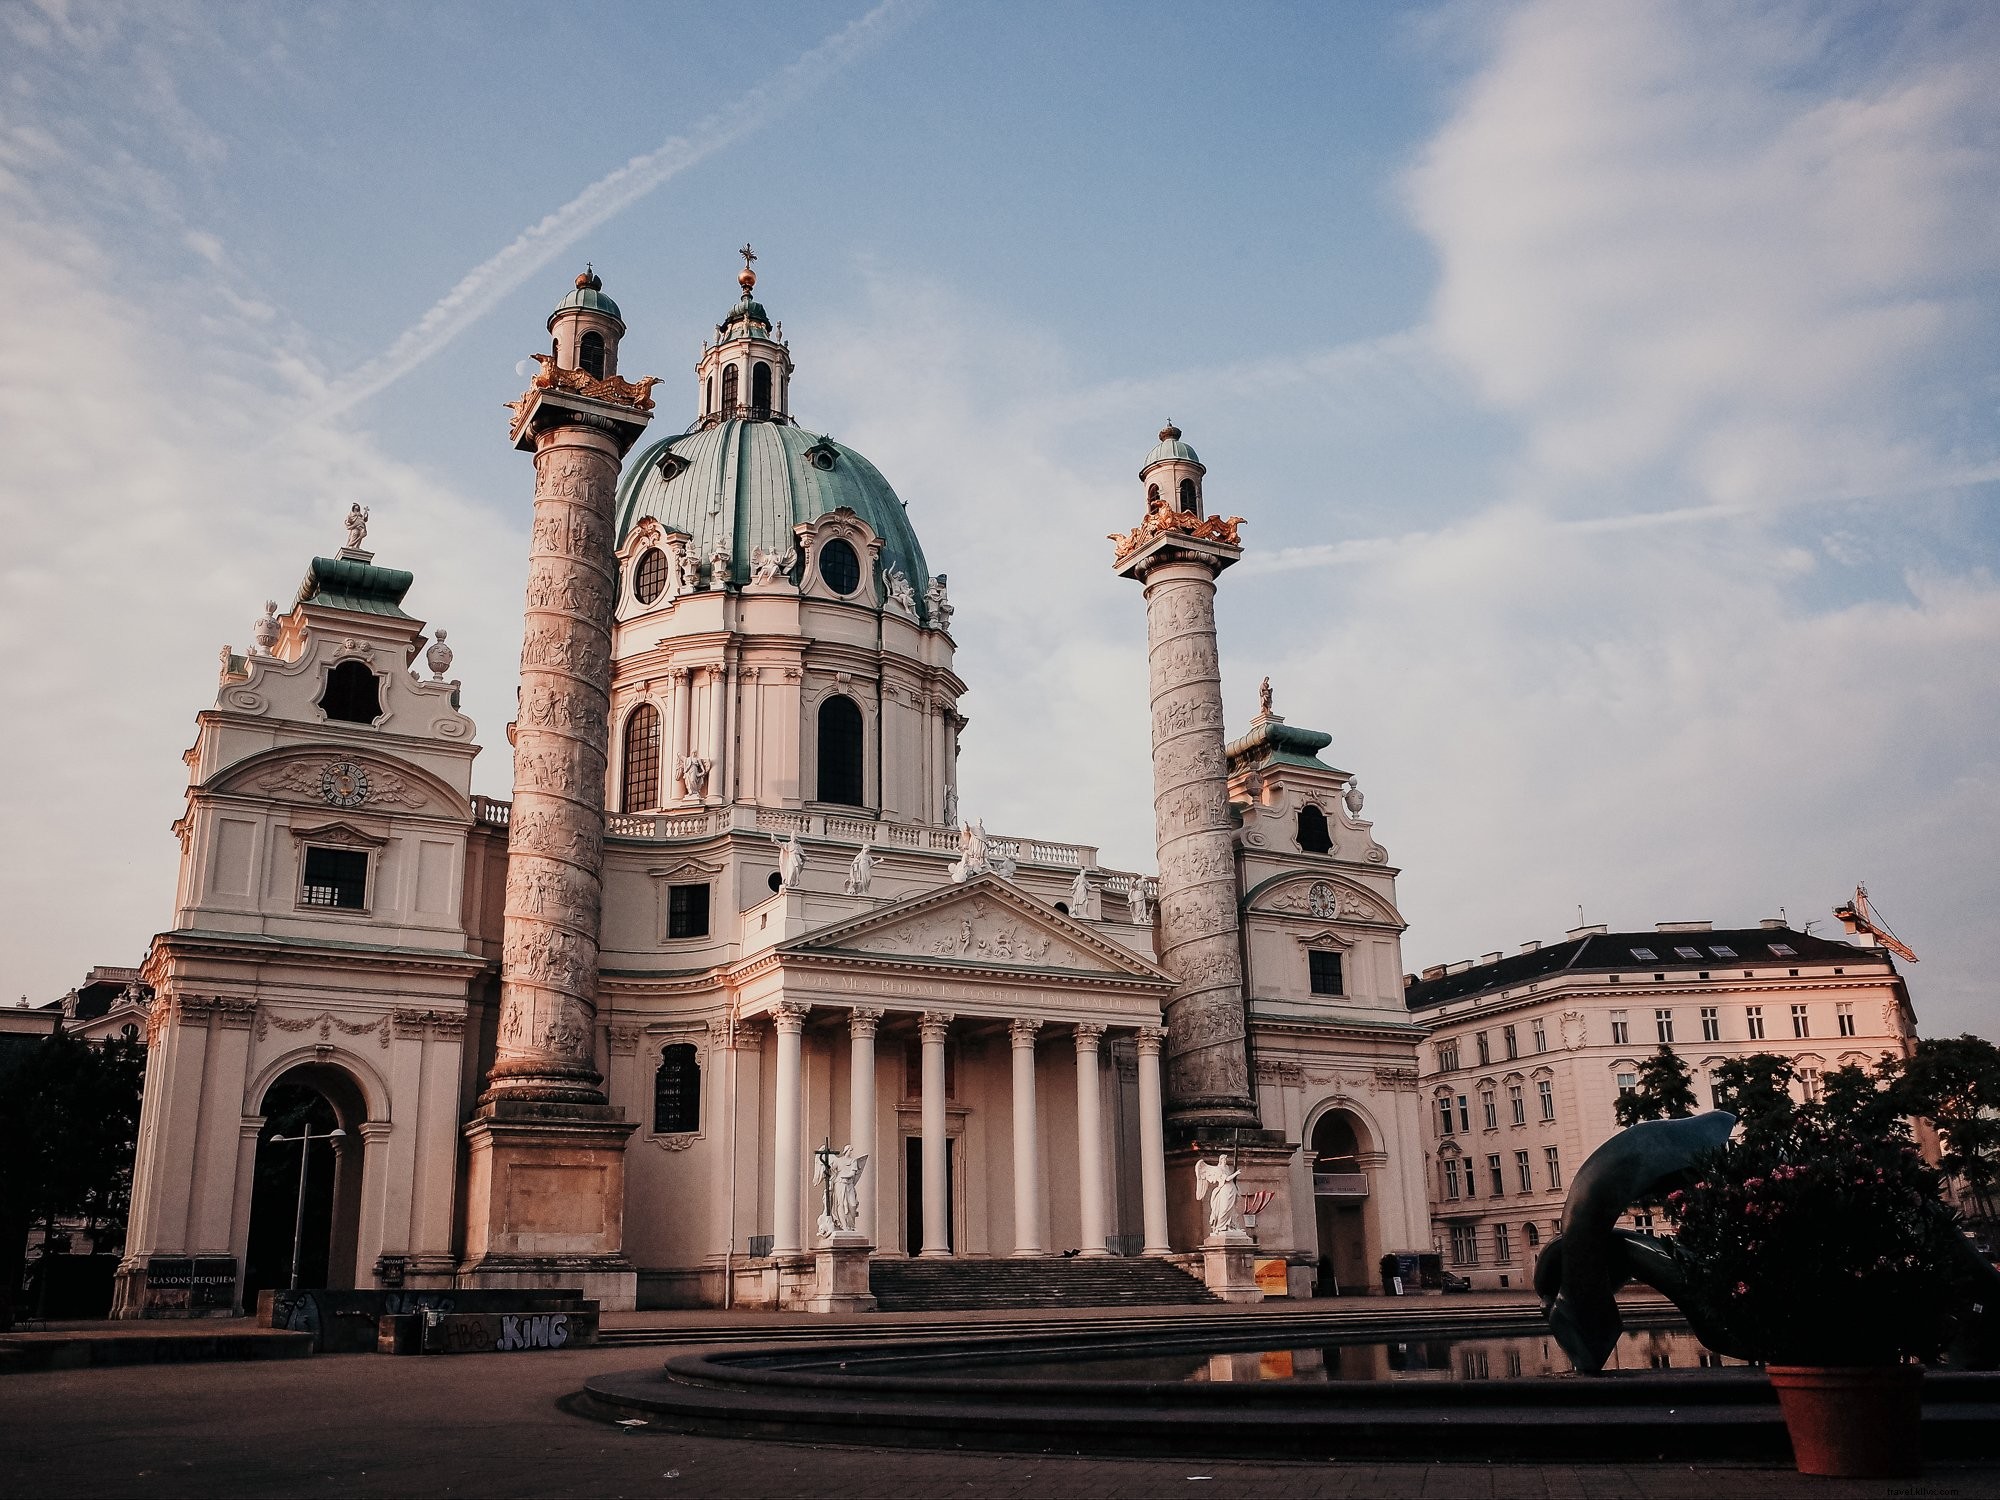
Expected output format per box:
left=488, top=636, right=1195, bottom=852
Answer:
left=902, top=1327, right=1746, bottom=1383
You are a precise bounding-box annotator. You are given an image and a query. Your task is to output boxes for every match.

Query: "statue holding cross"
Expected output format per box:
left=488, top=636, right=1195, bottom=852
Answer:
left=812, top=1138, right=868, bottom=1241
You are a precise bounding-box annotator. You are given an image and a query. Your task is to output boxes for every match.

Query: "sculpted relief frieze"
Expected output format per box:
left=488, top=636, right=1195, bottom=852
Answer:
left=836, top=899, right=1103, bottom=971
left=252, top=758, right=427, bottom=811
left=1261, top=879, right=1391, bottom=925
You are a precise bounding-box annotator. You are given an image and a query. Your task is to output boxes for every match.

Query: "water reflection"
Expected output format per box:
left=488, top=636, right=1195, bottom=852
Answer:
left=920, top=1328, right=1744, bottom=1384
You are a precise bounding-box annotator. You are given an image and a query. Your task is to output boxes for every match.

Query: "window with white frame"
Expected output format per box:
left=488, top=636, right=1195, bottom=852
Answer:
left=1837, top=1002, right=1855, bottom=1038
left=1655, top=1008, right=1675, bottom=1044
left=1476, top=1031, right=1491, bottom=1066
left=1545, top=1145, right=1562, bottom=1190
left=1494, top=1222, right=1513, bottom=1263
left=1700, top=1006, right=1720, bottom=1041
left=1508, top=1084, right=1526, bottom=1126
left=1746, top=1005, right=1765, bottom=1041
left=1487, top=1154, right=1504, bottom=1195
left=1503, top=1024, right=1518, bottom=1059
left=1538, top=1079, right=1556, bottom=1120
left=1437, top=1097, right=1456, bottom=1137
left=1437, top=1039, right=1460, bottom=1072
left=1515, top=1150, right=1533, bottom=1193
left=1610, top=1010, right=1630, bottom=1045
left=1481, top=1090, right=1498, bottom=1130
left=1531, top=1018, right=1547, bottom=1052
left=1791, top=1003, right=1810, bottom=1039
left=1443, top=1157, right=1462, bottom=1200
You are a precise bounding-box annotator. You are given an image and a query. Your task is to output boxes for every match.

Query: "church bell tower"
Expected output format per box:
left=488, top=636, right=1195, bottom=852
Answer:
left=460, top=268, right=658, bottom=1309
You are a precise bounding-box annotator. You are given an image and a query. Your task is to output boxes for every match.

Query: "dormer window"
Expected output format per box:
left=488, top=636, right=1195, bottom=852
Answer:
left=579, top=331, right=606, bottom=379
left=1178, top=477, right=1197, bottom=513
left=320, top=660, right=382, bottom=725
left=805, top=439, right=838, bottom=471
left=1297, top=804, right=1332, bottom=855
left=633, top=548, right=672, bottom=604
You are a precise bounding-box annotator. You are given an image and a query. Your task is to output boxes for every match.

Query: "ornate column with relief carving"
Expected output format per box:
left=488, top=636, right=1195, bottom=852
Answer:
left=847, top=1008, right=881, bottom=1245
left=460, top=270, right=655, bottom=1310
left=771, top=1003, right=809, bottom=1258
left=1072, top=1024, right=1110, bottom=1257
left=1110, top=425, right=1256, bottom=1129
left=1008, top=1019, right=1043, bottom=1256
left=918, top=1011, right=953, bottom=1257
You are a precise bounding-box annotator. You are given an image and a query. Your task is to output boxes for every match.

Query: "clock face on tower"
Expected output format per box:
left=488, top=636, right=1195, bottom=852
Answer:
left=319, top=761, right=371, bottom=809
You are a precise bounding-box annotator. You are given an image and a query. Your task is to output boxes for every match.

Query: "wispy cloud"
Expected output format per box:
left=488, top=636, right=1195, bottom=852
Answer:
left=318, top=0, right=924, bottom=418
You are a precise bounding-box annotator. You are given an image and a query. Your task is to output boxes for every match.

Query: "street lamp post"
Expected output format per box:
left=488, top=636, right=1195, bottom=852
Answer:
left=268, top=1123, right=346, bottom=1290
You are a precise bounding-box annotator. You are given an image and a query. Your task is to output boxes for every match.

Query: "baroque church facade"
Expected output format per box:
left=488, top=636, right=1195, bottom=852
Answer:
left=114, top=259, right=1431, bottom=1315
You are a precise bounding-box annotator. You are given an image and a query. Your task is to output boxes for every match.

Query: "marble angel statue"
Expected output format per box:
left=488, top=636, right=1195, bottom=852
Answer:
left=883, top=564, right=918, bottom=617
left=814, top=1144, right=868, bottom=1239
left=923, top=572, right=953, bottom=629
left=749, top=543, right=796, bottom=585
left=1194, top=1154, right=1243, bottom=1240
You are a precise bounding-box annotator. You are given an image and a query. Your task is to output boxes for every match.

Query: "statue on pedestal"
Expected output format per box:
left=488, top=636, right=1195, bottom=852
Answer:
left=1195, top=1154, right=1243, bottom=1241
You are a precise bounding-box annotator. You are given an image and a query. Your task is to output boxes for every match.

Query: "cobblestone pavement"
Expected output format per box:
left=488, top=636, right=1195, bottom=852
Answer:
left=2, top=1344, right=1992, bottom=1499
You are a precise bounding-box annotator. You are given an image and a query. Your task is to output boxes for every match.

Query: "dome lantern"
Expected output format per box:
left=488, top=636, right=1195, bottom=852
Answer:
left=697, top=245, right=792, bottom=423
left=548, top=264, right=626, bottom=380
left=1139, top=418, right=1208, bottom=518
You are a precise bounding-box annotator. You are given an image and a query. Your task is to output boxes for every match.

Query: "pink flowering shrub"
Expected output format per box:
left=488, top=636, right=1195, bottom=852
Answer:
left=1663, top=1113, right=1965, bottom=1366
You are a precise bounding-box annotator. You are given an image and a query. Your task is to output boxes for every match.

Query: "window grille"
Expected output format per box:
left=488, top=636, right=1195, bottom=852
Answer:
left=301, top=847, right=368, bottom=909
left=653, top=1043, right=701, bottom=1132
left=667, top=882, right=710, bottom=940
left=620, top=704, right=661, bottom=812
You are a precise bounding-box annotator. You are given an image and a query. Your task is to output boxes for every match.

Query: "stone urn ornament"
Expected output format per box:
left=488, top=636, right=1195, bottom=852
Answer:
left=425, top=629, right=454, bottom=681
left=251, top=601, right=280, bottom=656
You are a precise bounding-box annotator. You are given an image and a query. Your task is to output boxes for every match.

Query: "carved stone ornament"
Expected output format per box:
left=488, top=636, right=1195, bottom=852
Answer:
left=1560, top=1010, right=1588, bottom=1051
left=608, top=1025, right=642, bottom=1056
left=254, top=758, right=425, bottom=810
left=519, top=352, right=660, bottom=412
left=749, top=544, right=796, bottom=585
left=883, top=564, right=918, bottom=617
left=1264, top=878, right=1387, bottom=924
left=425, top=630, right=454, bottom=681
left=251, top=601, right=281, bottom=656
left=1108, top=502, right=1245, bottom=567
left=257, top=1007, right=391, bottom=1049
left=840, top=896, right=1103, bottom=971
left=924, top=573, right=953, bottom=629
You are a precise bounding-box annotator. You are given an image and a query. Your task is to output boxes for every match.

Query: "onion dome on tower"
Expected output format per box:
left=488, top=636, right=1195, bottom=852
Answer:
left=614, top=251, right=930, bottom=595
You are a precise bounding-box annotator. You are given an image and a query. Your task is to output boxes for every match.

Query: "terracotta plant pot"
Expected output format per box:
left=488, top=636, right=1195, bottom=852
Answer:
left=1766, top=1364, right=1924, bottom=1478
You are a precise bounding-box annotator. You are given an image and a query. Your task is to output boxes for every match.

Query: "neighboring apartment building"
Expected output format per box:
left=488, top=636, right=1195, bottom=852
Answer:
left=1404, top=920, right=1917, bottom=1289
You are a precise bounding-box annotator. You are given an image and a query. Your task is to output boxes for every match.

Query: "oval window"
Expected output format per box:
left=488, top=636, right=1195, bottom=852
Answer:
left=633, top=548, right=671, bottom=604
left=819, top=538, right=861, bottom=596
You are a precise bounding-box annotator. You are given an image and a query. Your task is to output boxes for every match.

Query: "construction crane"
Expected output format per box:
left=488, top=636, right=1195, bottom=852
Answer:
left=1833, top=884, right=1918, bottom=964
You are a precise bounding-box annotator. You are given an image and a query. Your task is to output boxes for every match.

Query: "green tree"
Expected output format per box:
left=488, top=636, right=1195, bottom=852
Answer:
left=1709, top=1053, right=1799, bottom=1145
left=1816, top=1062, right=1908, bottom=1143
left=1882, top=1034, right=2000, bottom=1223
left=1615, top=1044, right=1697, bottom=1127
left=0, top=1028, right=147, bottom=1328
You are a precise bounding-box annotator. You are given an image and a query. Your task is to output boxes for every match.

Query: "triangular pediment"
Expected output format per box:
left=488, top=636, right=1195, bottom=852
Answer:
left=783, top=874, right=1168, bottom=981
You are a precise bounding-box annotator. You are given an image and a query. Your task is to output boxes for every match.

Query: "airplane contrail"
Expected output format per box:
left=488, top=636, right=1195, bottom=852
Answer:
left=320, top=0, right=922, bottom=418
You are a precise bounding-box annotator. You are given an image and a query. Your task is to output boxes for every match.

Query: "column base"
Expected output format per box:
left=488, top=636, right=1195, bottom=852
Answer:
left=461, top=1099, right=638, bottom=1312
left=804, top=1233, right=877, bottom=1314
left=1201, top=1232, right=1265, bottom=1304
left=1074, top=1247, right=1113, bottom=1259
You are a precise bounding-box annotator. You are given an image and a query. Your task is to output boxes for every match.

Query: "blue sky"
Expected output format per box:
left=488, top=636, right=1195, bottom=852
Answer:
left=3, top=0, right=1997, bottom=1040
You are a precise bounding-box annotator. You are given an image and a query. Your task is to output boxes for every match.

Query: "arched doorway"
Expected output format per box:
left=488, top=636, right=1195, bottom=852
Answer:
left=241, top=1063, right=368, bottom=1304
left=1309, top=1108, right=1375, bottom=1297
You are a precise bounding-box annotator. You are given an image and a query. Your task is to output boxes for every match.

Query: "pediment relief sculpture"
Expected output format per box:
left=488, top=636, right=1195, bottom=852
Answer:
left=803, top=892, right=1140, bottom=976
left=1257, top=876, right=1397, bottom=926
left=250, top=756, right=427, bottom=811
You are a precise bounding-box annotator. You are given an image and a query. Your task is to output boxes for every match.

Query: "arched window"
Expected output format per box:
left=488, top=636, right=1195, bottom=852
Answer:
left=320, top=660, right=383, bottom=724
left=706, top=375, right=716, bottom=415
left=1297, top=803, right=1332, bottom=854
left=1523, top=1222, right=1541, bottom=1249
left=817, top=694, right=865, bottom=807
left=633, top=548, right=672, bottom=604
left=1311, top=1111, right=1361, bottom=1172
left=721, top=364, right=739, bottom=413
left=751, top=361, right=772, bottom=412
left=1178, top=477, right=1198, bottom=513
left=654, top=1043, right=701, bottom=1133
left=579, top=331, right=605, bottom=379
left=620, top=705, right=661, bottom=812
left=1146, top=482, right=1161, bottom=510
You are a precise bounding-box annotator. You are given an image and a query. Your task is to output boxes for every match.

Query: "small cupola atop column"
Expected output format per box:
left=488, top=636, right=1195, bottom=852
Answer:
left=695, top=245, right=794, bottom=425
left=1139, top=420, right=1207, bottom=517
left=547, top=265, right=625, bottom=380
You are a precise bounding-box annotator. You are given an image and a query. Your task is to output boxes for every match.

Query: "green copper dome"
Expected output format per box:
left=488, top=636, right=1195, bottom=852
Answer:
left=1141, top=420, right=1202, bottom=474
left=616, top=421, right=929, bottom=594
left=548, top=268, right=623, bottom=328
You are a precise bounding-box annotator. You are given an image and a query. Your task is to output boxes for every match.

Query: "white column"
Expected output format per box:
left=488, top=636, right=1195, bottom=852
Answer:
left=1073, top=1023, right=1110, bottom=1257
left=1008, top=1018, right=1043, bottom=1256
left=918, top=1011, right=952, bottom=1257
left=669, top=667, right=691, bottom=797
left=742, top=666, right=762, bottom=804
left=1135, top=1025, right=1172, bottom=1255
left=770, top=1003, right=807, bottom=1257
left=848, top=1008, right=882, bottom=1246
left=707, top=663, right=728, bottom=805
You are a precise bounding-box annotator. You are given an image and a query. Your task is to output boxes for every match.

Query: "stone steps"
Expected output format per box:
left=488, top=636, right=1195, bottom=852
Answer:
left=866, top=1256, right=1219, bottom=1311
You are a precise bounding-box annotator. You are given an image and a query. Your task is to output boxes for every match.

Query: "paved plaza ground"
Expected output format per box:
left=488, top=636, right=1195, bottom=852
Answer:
left=2, top=1332, right=1997, bottom=1500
